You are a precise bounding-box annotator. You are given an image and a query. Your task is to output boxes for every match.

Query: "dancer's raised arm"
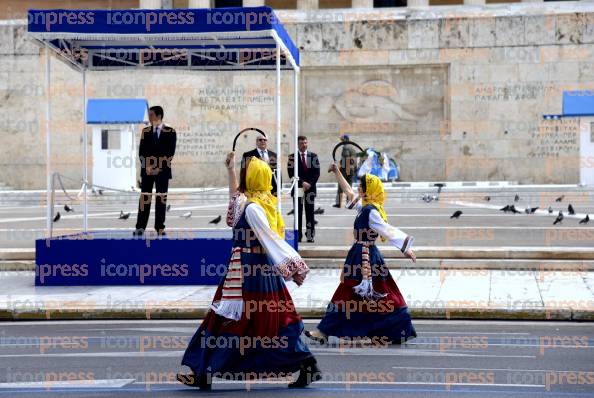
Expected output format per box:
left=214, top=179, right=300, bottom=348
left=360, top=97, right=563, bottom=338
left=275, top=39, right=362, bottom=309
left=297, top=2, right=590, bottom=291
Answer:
left=225, top=151, right=238, bottom=197
left=328, top=163, right=356, bottom=203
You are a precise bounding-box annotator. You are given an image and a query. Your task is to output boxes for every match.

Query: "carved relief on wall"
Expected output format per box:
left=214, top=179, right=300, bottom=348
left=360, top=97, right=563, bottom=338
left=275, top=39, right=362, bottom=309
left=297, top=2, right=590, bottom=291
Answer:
left=302, top=66, right=448, bottom=136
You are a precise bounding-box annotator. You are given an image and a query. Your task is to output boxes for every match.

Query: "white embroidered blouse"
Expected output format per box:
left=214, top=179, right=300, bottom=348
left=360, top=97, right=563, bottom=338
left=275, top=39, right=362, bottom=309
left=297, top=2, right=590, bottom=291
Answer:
left=350, top=201, right=414, bottom=253
left=226, top=192, right=309, bottom=279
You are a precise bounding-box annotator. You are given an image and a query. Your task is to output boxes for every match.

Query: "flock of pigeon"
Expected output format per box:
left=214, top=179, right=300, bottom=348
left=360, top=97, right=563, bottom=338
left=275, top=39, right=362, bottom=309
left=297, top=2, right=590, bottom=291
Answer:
left=53, top=203, right=328, bottom=226
left=53, top=189, right=590, bottom=228
left=445, top=193, right=590, bottom=225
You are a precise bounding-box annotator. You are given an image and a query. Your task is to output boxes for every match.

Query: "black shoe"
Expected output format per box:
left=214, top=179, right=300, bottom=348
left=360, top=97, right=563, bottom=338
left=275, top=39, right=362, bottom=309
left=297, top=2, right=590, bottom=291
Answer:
left=288, top=359, right=322, bottom=389
left=304, top=330, right=327, bottom=345
left=307, top=238, right=314, bottom=243
left=133, top=228, right=144, bottom=237
left=332, top=204, right=340, bottom=208
left=176, top=373, right=211, bottom=390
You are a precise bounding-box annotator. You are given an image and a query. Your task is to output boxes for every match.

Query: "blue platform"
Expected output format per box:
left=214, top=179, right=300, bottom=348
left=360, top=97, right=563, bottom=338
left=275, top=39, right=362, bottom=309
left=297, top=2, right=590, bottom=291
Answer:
left=35, top=230, right=297, bottom=286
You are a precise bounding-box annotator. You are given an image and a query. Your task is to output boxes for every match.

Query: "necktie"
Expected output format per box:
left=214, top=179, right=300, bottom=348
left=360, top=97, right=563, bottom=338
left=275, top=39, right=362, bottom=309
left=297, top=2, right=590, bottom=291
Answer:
left=153, top=127, right=159, bottom=144
left=301, top=153, right=308, bottom=172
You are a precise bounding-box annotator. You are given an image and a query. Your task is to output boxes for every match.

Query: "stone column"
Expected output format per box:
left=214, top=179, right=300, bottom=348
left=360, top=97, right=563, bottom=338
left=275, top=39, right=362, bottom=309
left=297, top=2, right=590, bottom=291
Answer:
left=189, top=0, right=211, bottom=7
left=139, top=0, right=162, bottom=8
left=243, top=0, right=266, bottom=6
left=352, top=0, right=373, bottom=8
left=407, top=0, right=429, bottom=7
left=297, top=0, right=319, bottom=10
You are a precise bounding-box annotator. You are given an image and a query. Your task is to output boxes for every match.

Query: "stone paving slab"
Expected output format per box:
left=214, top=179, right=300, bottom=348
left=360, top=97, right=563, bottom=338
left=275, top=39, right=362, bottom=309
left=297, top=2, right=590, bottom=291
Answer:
left=0, top=270, right=592, bottom=321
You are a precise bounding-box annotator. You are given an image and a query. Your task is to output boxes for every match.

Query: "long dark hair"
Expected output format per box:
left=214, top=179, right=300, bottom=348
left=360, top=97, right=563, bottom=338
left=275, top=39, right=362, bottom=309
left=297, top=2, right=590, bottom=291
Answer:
left=238, top=157, right=249, bottom=193
left=359, top=174, right=367, bottom=193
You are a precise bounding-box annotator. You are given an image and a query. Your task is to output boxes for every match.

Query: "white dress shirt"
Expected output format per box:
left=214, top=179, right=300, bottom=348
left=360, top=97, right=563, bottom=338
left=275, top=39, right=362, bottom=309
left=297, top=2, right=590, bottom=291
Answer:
left=154, top=123, right=164, bottom=139
left=259, top=149, right=269, bottom=163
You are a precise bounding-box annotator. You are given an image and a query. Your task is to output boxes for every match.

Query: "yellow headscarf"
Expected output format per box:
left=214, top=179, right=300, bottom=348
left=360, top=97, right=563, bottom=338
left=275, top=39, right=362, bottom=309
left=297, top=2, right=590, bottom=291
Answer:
left=245, top=157, right=285, bottom=239
left=362, top=174, right=388, bottom=223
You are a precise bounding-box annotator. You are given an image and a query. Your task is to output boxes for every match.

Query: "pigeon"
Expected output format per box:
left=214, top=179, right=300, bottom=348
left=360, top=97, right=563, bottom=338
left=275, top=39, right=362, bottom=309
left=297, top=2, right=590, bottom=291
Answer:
left=500, top=205, right=511, bottom=212
left=313, top=207, right=325, bottom=215
left=548, top=206, right=553, bottom=214
left=435, top=183, right=444, bottom=194
left=568, top=204, right=575, bottom=215
left=484, top=196, right=491, bottom=201
left=181, top=211, right=192, bottom=219
left=579, top=215, right=589, bottom=224
left=166, top=204, right=171, bottom=212
left=209, top=215, right=222, bottom=225
left=555, top=195, right=565, bottom=202
left=287, top=209, right=294, bottom=216
left=423, top=195, right=434, bottom=203
left=553, top=212, right=563, bottom=225
left=514, top=194, right=520, bottom=202
left=450, top=210, right=463, bottom=219
left=509, top=205, right=521, bottom=214
left=528, top=207, right=539, bottom=214
left=53, top=212, right=61, bottom=222
left=119, top=210, right=130, bottom=220
left=98, top=189, right=104, bottom=195
left=64, top=204, right=74, bottom=212
left=524, top=208, right=530, bottom=214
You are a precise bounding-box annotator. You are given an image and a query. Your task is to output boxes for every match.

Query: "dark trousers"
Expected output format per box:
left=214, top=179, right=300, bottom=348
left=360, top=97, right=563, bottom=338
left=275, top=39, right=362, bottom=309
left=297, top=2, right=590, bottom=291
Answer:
left=135, top=175, right=169, bottom=231
left=297, top=192, right=316, bottom=241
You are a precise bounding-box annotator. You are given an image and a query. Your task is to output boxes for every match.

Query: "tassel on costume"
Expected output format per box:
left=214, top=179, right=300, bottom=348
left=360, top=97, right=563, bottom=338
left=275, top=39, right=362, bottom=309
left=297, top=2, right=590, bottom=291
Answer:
left=353, top=244, right=387, bottom=300
left=210, top=299, right=243, bottom=321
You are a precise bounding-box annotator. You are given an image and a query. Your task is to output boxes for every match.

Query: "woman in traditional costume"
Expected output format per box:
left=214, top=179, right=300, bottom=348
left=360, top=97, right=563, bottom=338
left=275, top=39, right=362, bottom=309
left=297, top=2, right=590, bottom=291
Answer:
left=306, top=163, right=417, bottom=345
left=178, top=152, right=321, bottom=390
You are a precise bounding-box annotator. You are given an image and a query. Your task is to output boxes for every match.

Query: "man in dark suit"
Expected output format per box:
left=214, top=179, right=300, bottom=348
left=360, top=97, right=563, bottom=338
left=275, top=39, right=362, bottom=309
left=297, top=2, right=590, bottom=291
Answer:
left=134, top=106, right=177, bottom=237
left=241, top=135, right=278, bottom=195
left=288, top=136, right=320, bottom=243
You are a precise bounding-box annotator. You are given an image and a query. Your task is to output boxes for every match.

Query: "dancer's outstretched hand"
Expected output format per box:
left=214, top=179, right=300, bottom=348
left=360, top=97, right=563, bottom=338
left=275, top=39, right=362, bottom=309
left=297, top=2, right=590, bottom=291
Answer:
left=225, top=151, right=235, bottom=169
left=405, top=249, right=416, bottom=263
left=328, top=163, right=338, bottom=174
left=293, top=272, right=305, bottom=286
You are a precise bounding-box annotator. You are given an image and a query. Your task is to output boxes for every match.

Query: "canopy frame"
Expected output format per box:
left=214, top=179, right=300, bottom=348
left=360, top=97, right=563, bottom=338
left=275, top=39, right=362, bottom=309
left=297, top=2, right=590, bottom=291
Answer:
left=28, top=7, right=300, bottom=240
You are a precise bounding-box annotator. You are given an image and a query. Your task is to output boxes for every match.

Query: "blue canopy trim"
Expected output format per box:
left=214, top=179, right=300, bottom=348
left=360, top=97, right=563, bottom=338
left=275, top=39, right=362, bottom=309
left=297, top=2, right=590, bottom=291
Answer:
left=563, top=90, right=594, bottom=117
left=27, top=7, right=299, bottom=71
left=543, top=90, right=594, bottom=119
left=87, top=98, right=148, bottom=124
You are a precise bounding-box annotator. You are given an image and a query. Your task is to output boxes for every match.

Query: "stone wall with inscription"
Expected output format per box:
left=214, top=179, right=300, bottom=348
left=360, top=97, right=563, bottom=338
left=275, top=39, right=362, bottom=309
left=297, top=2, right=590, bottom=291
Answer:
left=1, top=2, right=594, bottom=188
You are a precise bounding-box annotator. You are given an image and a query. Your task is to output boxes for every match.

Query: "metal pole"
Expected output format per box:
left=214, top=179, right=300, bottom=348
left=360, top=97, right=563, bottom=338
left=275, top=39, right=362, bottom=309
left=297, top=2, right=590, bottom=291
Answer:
left=82, top=70, right=88, bottom=232
left=275, top=44, right=282, bottom=213
left=293, top=69, right=299, bottom=233
left=45, top=44, right=52, bottom=236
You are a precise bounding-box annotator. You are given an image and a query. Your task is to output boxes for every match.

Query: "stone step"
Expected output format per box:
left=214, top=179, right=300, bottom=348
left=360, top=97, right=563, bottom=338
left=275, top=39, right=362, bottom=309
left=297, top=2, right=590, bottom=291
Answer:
left=304, top=258, right=594, bottom=271
left=300, top=246, right=594, bottom=260
left=3, top=246, right=594, bottom=261
left=0, top=183, right=589, bottom=206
